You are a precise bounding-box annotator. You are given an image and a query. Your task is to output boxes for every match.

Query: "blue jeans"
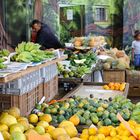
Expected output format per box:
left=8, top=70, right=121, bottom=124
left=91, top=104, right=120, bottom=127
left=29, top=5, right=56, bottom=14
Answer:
left=134, top=54, right=140, bottom=66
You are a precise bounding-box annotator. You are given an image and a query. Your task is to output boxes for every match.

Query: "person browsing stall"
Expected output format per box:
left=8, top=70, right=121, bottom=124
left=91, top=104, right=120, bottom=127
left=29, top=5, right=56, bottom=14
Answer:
left=30, top=19, right=63, bottom=50
left=132, top=30, right=140, bottom=69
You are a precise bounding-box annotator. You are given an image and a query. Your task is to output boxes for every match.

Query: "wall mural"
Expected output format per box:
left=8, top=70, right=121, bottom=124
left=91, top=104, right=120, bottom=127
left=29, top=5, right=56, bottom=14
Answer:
left=1, top=0, right=138, bottom=49
left=43, top=0, right=123, bottom=48
left=123, top=0, right=140, bottom=48
left=0, top=0, right=34, bottom=48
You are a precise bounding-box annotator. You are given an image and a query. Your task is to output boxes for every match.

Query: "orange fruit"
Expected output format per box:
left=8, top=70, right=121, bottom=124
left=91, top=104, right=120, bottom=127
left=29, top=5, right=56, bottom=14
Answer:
left=97, top=134, right=105, bottom=139
left=98, top=126, right=110, bottom=136
left=108, top=82, right=114, bottom=88
left=123, top=130, right=131, bottom=137
left=128, top=136, right=136, bottom=140
left=88, top=128, right=97, bottom=136
left=103, top=85, right=110, bottom=90
left=39, top=114, right=52, bottom=123
left=80, top=133, right=89, bottom=140
left=110, top=129, right=117, bottom=137
left=110, top=85, right=115, bottom=90
left=69, top=115, right=80, bottom=126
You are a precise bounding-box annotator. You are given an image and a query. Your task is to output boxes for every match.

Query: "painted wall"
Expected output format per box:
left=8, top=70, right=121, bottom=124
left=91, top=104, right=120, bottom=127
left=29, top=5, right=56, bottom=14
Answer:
left=123, top=0, right=140, bottom=48
left=42, top=0, right=123, bottom=47
left=0, top=0, right=124, bottom=48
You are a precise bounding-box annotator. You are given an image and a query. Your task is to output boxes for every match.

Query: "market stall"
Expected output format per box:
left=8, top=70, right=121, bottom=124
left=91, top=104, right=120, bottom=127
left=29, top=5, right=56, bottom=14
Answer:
left=0, top=42, right=67, bottom=116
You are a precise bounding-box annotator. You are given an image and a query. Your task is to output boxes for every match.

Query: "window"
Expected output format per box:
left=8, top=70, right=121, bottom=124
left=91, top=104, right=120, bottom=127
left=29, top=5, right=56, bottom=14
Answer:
left=95, top=7, right=108, bottom=22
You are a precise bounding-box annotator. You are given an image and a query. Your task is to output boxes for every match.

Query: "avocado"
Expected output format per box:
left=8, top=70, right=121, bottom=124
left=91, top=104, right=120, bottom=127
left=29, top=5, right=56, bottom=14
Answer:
left=104, top=118, right=112, bottom=126
left=86, top=119, right=92, bottom=126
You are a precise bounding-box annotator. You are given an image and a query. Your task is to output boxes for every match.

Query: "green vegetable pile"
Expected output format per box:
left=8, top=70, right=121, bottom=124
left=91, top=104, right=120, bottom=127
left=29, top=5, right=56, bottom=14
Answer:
left=69, top=51, right=97, bottom=68
left=131, top=102, right=140, bottom=123
left=57, top=63, right=90, bottom=78
left=58, top=51, right=97, bottom=78
left=11, top=42, right=55, bottom=63
left=34, top=95, right=140, bottom=127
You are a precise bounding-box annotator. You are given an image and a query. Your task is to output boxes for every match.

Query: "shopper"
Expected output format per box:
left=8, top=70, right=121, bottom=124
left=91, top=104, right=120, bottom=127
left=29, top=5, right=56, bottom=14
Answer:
left=132, top=30, right=140, bottom=69
left=30, top=19, right=63, bottom=50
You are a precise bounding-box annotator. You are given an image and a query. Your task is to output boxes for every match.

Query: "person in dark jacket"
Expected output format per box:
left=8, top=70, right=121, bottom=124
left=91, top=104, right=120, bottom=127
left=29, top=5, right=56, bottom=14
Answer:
left=30, top=19, right=63, bottom=50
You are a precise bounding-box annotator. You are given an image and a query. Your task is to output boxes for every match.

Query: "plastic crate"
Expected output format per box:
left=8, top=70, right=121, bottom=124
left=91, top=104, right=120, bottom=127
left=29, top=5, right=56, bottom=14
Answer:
left=126, top=70, right=140, bottom=85
left=0, top=70, right=41, bottom=95
left=0, top=83, right=43, bottom=116
left=103, top=70, right=126, bottom=83
left=40, top=64, right=58, bottom=83
left=43, top=76, right=58, bottom=102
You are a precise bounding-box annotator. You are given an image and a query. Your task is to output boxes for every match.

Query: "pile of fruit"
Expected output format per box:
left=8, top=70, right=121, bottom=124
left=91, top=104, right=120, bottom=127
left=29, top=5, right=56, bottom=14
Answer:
left=11, top=42, right=55, bottom=63
left=80, top=120, right=140, bottom=140
left=68, top=51, right=97, bottom=68
left=33, top=95, right=140, bottom=127
left=0, top=49, right=10, bottom=69
left=57, top=51, right=97, bottom=78
left=103, top=82, right=126, bottom=91
left=72, top=36, right=106, bottom=48
left=100, top=48, right=130, bottom=70
left=0, top=107, right=81, bottom=140
left=57, top=63, right=90, bottom=78
left=131, top=102, right=140, bottom=123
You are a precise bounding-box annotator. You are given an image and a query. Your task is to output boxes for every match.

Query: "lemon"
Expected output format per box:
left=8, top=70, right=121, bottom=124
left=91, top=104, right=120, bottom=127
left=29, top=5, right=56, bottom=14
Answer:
left=28, top=114, right=38, bottom=123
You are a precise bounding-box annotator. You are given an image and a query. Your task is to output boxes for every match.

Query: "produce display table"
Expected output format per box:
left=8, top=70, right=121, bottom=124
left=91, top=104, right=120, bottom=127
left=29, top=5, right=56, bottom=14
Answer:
left=0, top=55, right=67, bottom=115
left=0, top=56, right=67, bottom=83
left=63, top=82, right=129, bottom=99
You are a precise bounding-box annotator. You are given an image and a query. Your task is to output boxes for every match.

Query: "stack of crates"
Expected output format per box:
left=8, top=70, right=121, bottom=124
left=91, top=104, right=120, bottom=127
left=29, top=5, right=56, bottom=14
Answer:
left=0, top=63, right=59, bottom=115
left=126, top=70, right=140, bottom=97
left=40, top=64, right=58, bottom=101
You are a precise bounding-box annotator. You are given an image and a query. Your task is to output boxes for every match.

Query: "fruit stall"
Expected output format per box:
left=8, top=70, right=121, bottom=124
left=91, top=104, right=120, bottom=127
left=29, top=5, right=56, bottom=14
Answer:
left=0, top=42, right=67, bottom=116
left=1, top=40, right=140, bottom=140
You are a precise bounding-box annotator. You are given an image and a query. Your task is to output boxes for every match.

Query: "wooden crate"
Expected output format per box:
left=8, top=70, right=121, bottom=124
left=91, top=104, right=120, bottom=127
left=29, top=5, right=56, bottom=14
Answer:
left=126, top=70, right=140, bottom=85
left=103, top=69, right=126, bottom=83
left=0, top=84, right=42, bottom=116
left=128, top=85, right=140, bottom=97
left=43, top=76, right=58, bottom=102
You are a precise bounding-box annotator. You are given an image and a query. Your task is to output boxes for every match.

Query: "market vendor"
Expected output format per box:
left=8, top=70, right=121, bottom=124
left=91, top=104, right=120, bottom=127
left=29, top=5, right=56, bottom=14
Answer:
left=132, top=30, right=140, bottom=69
left=30, top=19, right=63, bottom=50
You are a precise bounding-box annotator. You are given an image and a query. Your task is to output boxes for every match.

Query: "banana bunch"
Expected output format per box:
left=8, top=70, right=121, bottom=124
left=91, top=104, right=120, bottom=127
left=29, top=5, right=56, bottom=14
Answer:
left=15, top=42, right=41, bottom=53
left=12, top=42, right=55, bottom=63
